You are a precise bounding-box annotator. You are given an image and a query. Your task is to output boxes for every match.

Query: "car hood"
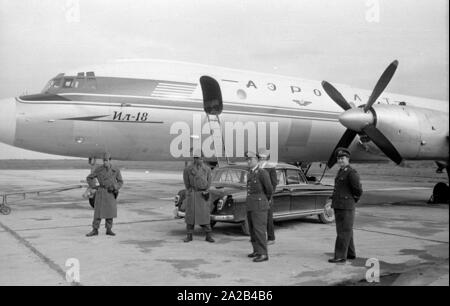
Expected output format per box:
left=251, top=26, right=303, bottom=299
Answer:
left=209, top=183, right=246, bottom=201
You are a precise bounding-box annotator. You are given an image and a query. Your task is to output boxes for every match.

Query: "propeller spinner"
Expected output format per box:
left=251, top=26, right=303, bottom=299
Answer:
left=323, top=60, right=403, bottom=168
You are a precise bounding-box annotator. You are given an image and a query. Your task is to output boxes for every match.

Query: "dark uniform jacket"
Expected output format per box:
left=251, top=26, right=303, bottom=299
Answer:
left=261, top=161, right=278, bottom=191
left=331, top=165, right=363, bottom=210
left=246, top=166, right=273, bottom=212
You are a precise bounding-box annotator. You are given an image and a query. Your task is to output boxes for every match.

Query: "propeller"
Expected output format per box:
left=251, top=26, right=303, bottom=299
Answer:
left=322, top=60, right=403, bottom=168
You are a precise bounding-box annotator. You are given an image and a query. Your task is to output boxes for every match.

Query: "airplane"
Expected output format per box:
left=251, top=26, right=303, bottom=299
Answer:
left=0, top=59, right=448, bottom=210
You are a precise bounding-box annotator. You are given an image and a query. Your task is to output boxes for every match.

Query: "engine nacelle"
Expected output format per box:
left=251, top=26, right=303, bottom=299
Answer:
left=372, top=104, right=448, bottom=160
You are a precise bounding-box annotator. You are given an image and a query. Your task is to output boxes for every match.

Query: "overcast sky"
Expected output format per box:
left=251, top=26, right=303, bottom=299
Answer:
left=0, top=0, right=448, bottom=158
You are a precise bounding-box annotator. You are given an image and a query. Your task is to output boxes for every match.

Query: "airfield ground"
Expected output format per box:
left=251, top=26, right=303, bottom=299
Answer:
left=0, top=161, right=448, bottom=286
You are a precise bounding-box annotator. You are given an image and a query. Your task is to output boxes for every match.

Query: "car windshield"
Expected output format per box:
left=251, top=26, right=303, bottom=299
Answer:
left=212, top=168, right=248, bottom=184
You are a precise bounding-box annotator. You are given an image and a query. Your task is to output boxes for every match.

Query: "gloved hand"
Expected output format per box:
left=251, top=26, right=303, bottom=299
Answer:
left=201, top=191, right=210, bottom=201
left=107, top=186, right=115, bottom=193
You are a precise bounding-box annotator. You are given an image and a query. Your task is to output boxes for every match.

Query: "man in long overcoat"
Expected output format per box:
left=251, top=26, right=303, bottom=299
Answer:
left=86, top=153, right=123, bottom=237
left=329, top=148, right=363, bottom=263
left=183, top=150, right=214, bottom=243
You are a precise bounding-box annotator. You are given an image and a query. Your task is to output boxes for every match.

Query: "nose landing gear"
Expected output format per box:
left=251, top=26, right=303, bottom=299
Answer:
left=0, top=196, right=11, bottom=215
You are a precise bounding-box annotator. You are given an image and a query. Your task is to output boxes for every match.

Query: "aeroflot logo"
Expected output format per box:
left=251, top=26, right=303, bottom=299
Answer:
left=169, top=114, right=278, bottom=162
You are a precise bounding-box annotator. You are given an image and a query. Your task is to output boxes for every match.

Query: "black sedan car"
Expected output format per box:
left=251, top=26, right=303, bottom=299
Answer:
left=174, top=163, right=334, bottom=234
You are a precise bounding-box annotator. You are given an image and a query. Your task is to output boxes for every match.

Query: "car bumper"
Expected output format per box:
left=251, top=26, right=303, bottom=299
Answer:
left=176, top=210, right=236, bottom=222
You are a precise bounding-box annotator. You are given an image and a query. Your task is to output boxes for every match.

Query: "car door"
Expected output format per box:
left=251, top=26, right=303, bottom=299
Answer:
left=272, top=169, right=291, bottom=217
left=286, top=169, right=316, bottom=212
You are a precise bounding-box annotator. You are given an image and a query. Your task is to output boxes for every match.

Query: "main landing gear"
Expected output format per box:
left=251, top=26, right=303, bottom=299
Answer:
left=428, top=163, right=449, bottom=204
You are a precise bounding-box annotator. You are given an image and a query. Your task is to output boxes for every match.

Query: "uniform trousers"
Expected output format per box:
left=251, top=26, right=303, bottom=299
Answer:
left=93, top=218, right=113, bottom=230
left=186, top=223, right=212, bottom=234
left=267, top=201, right=275, bottom=241
left=334, top=209, right=356, bottom=259
left=247, top=210, right=268, bottom=256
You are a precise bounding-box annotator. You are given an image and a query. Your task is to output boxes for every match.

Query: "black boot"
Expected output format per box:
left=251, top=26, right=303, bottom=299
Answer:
left=86, top=229, right=98, bottom=237
left=184, top=233, right=193, bottom=242
left=106, top=229, right=116, bottom=236
left=205, top=232, right=215, bottom=243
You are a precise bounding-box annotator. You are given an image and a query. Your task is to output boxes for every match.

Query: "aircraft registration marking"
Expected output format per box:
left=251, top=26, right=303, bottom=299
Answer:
left=113, top=111, right=150, bottom=122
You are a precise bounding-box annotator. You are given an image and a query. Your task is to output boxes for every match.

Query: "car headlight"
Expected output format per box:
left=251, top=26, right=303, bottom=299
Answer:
left=217, top=199, right=225, bottom=211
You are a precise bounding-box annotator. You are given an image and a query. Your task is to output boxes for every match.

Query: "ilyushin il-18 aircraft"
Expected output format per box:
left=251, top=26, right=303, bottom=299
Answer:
left=0, top=59, right=448, bottom=212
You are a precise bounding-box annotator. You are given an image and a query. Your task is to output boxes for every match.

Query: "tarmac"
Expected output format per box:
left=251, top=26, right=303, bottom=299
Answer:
left=0, top=169, right=448, bottom=286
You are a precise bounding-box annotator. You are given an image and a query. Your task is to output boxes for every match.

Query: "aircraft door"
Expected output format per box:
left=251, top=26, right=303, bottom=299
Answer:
left=200, top=76, right=223, bottom=115
left=200, top=76, right=229, bottom=166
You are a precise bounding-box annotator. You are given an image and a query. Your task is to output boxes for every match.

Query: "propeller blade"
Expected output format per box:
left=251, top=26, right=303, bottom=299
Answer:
left=362, top=125, right=403, bottom=164
left=364, top=60, right=399, bottom=112
left=326, top=129, right=358, bottom=168
left=322, top=81, right=352, bottom=111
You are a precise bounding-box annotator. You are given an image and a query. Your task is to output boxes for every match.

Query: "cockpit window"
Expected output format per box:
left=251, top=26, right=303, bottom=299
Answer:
left=73, top=80, right=81, bottom=88
left=63, top=78, right=75, bottom=88
left=41, top=78, right=62, bottom=93
left=42, top=77, right=86, bottom=93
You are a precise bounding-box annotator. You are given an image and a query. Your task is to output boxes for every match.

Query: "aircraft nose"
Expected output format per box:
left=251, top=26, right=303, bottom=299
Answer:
left=0, top=98, right=17, bottom=145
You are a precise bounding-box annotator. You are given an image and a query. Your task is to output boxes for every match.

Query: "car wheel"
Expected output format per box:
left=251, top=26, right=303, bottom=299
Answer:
left=240, top=218, right=250, bottom=236
left=318, top=199, right=334, bottom=224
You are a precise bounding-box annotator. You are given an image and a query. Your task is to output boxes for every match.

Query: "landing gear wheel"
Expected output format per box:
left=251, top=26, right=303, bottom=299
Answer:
left=0, top=205, right=11, bottom=215
left=428, top=182, right=449, bottom=204
left=319, top=199, right=335, bottom=224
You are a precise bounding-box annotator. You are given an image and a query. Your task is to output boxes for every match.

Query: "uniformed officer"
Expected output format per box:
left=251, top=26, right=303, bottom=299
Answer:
left=257, top=148, right=278, bottom=245
left=183, top=149, right=214, bottom=243
left=245, top=151, right=273, bottom=262
left=86, top=153, right=123, bottom=237
left=328, top=148, right=363, bottom=263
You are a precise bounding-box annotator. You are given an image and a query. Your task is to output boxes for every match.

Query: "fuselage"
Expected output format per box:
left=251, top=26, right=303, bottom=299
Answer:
left=0, top=59, right=448, bottom=163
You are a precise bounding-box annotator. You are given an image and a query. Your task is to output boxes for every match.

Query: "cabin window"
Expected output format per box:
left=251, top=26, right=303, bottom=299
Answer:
left=237, top=89, right=247, bottom=99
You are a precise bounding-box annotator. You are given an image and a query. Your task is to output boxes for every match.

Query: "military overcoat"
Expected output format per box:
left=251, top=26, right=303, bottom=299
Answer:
left=183, top=163, right=212, bottom=225
left=87, top=165, right=123, bottom=219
